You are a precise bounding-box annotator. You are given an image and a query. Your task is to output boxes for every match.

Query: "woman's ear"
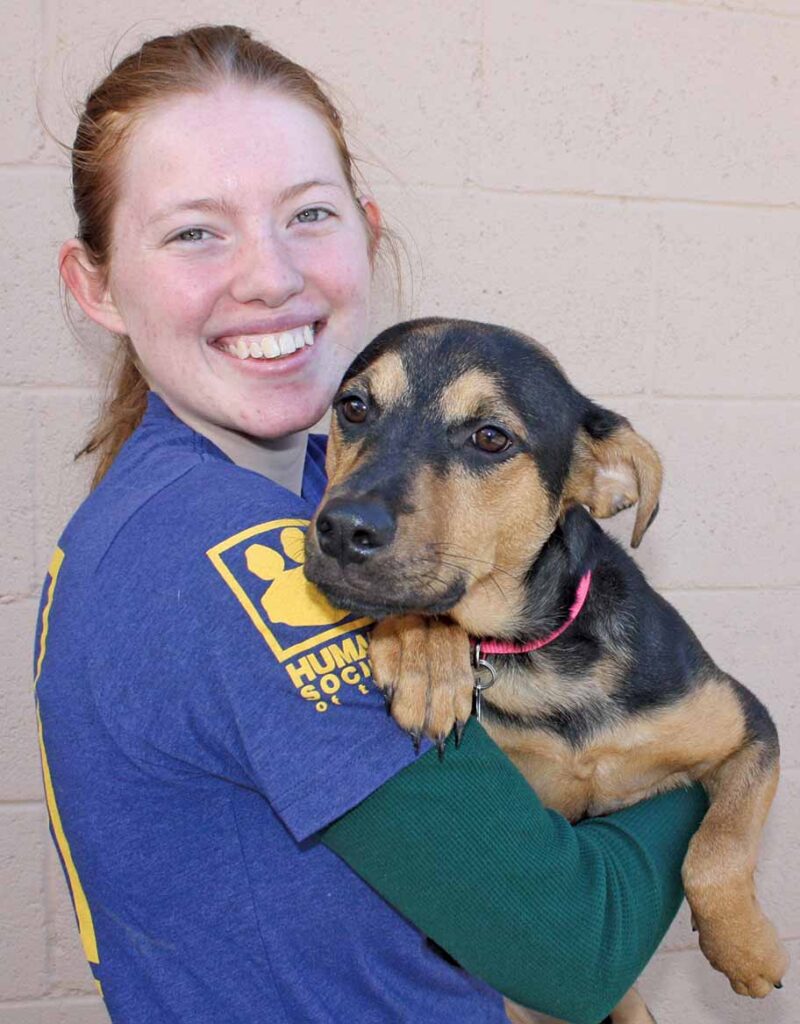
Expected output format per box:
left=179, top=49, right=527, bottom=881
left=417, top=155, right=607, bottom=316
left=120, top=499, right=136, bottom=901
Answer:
left=359, top=197, right=382, bottom=261
left=563, top=403, right=663, bottom=548
left=59, top=239, right=127, bottom=335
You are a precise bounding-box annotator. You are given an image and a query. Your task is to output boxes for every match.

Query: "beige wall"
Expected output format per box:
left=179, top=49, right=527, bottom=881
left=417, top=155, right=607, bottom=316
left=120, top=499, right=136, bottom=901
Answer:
left=2, top=2, right=799, bottom=1021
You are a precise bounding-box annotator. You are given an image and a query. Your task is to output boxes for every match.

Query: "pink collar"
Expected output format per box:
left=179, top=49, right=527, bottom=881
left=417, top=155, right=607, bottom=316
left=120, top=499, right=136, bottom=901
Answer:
left=472, top=570, right=592, bottom=656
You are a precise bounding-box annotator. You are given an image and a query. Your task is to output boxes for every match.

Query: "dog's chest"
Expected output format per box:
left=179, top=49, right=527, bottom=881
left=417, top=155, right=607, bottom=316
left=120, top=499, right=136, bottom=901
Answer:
left=481, top=663, right=693, bottom=821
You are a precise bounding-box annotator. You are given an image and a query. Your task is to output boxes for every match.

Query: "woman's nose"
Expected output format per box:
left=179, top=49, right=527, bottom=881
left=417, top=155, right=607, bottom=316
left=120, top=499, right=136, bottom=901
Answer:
left=229, top=232, right=304, bottom=307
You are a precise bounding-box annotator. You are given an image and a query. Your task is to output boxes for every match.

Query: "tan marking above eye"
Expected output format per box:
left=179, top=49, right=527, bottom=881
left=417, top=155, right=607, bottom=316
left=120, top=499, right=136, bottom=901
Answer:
left=358, top=350, right=408, bottom=409
left=438, top=369, right=527, bottom=438
left=439, top=369, right=501, bottom=421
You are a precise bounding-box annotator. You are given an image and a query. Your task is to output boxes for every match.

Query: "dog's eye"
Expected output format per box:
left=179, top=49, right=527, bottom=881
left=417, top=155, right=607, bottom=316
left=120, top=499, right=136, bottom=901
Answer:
left=340, top=395, right=369, bottom=424
left=471, top=426, right=512, bottom=453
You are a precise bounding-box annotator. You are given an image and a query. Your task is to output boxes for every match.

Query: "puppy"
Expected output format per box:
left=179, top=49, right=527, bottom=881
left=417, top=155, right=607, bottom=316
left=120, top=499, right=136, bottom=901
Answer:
left=304, top=317, right=787, bottom=1024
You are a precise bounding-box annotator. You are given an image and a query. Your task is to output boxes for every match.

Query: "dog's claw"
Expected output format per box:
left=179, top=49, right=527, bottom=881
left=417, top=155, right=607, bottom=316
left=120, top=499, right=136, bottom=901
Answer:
left=383, top=687, right=394, bottom=715
left=454, top=719, right=466, bottom=748
left=410, top=728, right=422, bottom=754
left=436, top=736, right=446, bottom=762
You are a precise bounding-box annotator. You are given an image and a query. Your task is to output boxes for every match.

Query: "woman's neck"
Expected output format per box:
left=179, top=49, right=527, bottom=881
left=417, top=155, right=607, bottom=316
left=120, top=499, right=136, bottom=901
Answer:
left=170, top=402, right=309, bottom=495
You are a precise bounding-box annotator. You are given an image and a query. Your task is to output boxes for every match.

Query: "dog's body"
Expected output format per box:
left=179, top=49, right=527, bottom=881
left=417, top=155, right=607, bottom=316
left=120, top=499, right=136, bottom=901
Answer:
left=304, top=318, right=787, bottom=1023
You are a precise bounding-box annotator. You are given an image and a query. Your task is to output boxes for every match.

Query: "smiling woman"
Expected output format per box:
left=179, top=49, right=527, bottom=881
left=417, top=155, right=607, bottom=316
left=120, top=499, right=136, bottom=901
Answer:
left=61, top=27, right=381, bottom=488
left=69, top=86, right=376, bottom=463
left=37, top=23, right=710, bottom=1024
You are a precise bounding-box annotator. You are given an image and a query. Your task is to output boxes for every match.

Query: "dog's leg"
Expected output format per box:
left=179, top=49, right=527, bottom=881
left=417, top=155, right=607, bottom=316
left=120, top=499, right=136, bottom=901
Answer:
left=683, top=742, right=788, bottom=996
left=369, top=615, right=474, bottom=749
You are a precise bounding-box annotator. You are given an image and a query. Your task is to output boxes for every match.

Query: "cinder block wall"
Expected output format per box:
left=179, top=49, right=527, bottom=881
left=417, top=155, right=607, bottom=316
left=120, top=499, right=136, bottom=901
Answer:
left=2, top=2, right=798, bottom=1022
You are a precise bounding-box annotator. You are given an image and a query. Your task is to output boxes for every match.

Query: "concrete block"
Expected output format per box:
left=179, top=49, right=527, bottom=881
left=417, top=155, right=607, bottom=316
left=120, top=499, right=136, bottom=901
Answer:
left=0, top=807, right=47, bottom=999
left=599, top=400, right=799, bottom=589
left=0, top=600, right=44, bottom=801
left=0, top=2, right=43, bottom=161
left=43, top=1, right=481, bottom=188
left=376, top=184, right=654, bottom=395
left=652, top=205, right=800, bottom=397
left=33, top=391, right=97, bottom=583
left=0, top=392, right=37, bottom=596
left=480, top=1, right=800, bottom=203
left=0, top=168, right=102, bottom=388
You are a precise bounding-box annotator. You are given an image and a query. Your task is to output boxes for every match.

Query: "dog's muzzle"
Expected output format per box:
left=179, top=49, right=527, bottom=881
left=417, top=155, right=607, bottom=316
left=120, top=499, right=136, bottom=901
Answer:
left=315, top=496, right=396, bottom=568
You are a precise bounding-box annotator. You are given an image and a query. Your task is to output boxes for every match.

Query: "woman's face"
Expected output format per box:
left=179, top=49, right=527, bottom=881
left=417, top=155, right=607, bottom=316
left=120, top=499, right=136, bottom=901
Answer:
left=103, top=84, right=377, bottom=439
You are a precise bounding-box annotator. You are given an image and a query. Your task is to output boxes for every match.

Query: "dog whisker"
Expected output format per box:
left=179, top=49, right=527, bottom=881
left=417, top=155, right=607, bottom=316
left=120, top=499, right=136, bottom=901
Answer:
left=426, top=545, right=522, bottom=581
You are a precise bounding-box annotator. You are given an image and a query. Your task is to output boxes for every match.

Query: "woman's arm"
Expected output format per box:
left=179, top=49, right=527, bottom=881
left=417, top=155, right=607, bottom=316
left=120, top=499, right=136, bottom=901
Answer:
left=322, top=719, right=707, bottom=1024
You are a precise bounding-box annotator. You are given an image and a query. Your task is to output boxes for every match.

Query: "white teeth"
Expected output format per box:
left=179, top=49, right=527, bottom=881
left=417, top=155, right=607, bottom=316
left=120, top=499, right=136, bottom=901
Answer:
left=263, top=335, right=282, bottom=358
left=278, top=332, right=295, bottom=355
left=221, top=324, right=317, bottom=361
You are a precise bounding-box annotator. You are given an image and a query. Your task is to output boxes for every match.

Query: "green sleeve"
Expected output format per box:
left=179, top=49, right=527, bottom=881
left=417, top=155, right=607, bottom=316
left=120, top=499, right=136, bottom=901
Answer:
left=322, top=718, right=708, bottom=1024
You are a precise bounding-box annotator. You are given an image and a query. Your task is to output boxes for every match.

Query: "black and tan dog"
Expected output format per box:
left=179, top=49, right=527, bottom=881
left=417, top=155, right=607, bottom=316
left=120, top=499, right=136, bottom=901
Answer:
left=303, top=317, right=787, bottom=1024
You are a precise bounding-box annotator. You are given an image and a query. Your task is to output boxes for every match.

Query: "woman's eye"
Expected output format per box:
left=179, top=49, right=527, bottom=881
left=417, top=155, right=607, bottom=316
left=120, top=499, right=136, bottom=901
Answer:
left=171, top=228, right=212, bottom=243
left=340, top=395, right=368, bottom=424
left=294, top=207, right=332, bottom=225
left=470, top=425, right=512, bottom=454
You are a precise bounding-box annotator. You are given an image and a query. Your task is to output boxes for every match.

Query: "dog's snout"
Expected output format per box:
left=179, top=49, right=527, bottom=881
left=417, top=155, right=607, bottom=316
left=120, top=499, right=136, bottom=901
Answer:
left=316, top=497, right=396, bottom=566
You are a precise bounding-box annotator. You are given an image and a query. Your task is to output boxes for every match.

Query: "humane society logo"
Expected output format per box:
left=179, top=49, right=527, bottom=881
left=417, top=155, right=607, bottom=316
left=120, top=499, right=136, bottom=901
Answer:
left=207, top=519, right=374, bottom=713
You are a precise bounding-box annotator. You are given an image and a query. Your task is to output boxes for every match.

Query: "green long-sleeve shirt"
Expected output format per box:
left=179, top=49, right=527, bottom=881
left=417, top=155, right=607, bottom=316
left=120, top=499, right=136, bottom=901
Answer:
left=323, top=719, right=708, bottom=1024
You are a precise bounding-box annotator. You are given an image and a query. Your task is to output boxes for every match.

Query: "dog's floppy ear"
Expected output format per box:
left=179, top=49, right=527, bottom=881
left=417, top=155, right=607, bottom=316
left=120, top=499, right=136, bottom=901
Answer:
left=564, top=404, right=663, bottom=548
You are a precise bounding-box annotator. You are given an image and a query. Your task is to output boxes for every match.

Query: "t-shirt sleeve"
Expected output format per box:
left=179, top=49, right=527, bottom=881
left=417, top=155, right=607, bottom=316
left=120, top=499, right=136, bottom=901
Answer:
left=208, top=608, right=429, bottom=843
left=88, top=463, right=427, bottom=842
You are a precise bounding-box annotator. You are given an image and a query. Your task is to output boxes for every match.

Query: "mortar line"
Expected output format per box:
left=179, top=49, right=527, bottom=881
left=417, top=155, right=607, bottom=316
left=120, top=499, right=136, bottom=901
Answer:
left=0, top=162, right=68, bottom=173
left=0, top=995, right=103, bottom=1008
left=0, top=384, right=98, bottom=394
left=605, top=0, right=800, bottom=23
left=377, top=180, right=800, bottom=213
left=592, top=393, right=800, bottom=404
left=660, top=584, right=800, bottom=594
left=0, top=800, right=44, bottom=811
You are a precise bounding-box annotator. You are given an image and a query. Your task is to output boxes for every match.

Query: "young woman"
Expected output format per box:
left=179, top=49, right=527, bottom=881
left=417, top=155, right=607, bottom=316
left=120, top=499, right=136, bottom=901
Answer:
left=35, top=25, right=707, bottom=1024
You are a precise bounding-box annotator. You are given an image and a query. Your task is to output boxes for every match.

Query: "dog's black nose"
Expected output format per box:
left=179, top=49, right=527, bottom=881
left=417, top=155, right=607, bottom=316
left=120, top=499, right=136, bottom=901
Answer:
left=316, top=497, right=395, bottom=566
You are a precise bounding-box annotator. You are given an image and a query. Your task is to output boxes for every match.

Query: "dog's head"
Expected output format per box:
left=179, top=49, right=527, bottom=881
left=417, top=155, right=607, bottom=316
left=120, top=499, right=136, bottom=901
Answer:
left=304, top=318, right=661, bottom=630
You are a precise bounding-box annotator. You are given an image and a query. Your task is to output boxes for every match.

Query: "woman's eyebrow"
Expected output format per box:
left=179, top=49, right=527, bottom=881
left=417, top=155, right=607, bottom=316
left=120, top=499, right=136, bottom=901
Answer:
left=147, top=180, right=343, bottom=225
left=147, top=196, right=241, bottom=225
left=275, top=178, right=343, bottom=204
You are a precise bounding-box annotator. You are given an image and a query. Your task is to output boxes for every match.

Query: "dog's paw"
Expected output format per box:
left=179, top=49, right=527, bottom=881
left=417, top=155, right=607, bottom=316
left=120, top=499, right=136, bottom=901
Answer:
left=696, top=908, right=788, bottom=998
left=370, top=615, right=474, bottom=751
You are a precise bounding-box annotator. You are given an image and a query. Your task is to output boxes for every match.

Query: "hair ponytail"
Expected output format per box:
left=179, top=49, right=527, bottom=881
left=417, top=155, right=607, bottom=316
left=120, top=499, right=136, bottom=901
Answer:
left=77, top=340, right=148, bottom=490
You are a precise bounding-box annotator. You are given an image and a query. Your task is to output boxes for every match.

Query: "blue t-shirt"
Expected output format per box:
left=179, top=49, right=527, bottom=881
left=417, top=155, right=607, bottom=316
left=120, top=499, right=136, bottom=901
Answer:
left=33, top=394, right=506, bottom=1023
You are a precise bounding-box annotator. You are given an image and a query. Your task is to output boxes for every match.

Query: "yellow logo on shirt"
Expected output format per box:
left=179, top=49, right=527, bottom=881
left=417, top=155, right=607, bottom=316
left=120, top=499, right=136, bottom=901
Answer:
left=243, top=526, right=348, bottom=628
left=207, top=519, right=373, bottom=713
